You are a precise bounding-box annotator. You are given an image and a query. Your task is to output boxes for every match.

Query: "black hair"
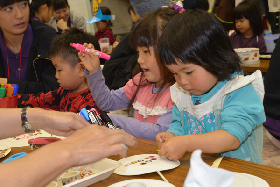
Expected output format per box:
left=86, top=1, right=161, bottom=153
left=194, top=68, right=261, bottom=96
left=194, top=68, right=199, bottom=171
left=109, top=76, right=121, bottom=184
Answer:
left=233, top=0, right=263, bottom=36
left=0, top=0, right=26, bottom=8
left=53, top=0, right=69, bottom=11
left=128, top=7, right=178, bottom=108
left=29, top=0, right=54, bottom=17
left=99, top=7, right=113, bottom=27
left=192, top=0, right=209, bottom=11
left=159, top=9, right=242, bottom=82
left=48, top=28, right=100, bottom=68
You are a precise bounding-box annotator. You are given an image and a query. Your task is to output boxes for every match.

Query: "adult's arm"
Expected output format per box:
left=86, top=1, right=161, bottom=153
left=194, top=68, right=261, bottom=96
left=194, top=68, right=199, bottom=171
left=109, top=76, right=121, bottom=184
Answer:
left=0, top=110, right=134, bottom=187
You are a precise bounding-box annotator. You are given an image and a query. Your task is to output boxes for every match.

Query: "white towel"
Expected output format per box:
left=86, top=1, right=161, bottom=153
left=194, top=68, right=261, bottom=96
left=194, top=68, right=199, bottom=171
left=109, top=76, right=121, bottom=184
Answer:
left=183, top=150, right=234, bottom=187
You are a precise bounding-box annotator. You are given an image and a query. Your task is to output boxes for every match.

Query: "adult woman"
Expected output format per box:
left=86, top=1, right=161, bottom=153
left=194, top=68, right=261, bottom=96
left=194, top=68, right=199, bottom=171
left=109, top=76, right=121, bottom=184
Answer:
left=0, top=108, right=134, bottom=187
left=0, top=0, right=59, bottom=94
left=48, top=0, right=86, bottom=33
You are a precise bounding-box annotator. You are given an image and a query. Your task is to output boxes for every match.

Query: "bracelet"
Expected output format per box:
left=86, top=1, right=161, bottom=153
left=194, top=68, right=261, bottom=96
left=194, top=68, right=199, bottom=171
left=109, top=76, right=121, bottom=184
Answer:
left=21, top=108, right=35, bottom=133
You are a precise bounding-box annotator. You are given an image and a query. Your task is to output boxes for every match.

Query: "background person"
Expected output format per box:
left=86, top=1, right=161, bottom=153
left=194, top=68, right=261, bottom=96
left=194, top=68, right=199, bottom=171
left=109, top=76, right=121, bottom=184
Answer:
left=48, top=0, right=86, bottom=33
left=29, top=0, right=54, bottom=23
left=0, top=0, right=59, bottom=94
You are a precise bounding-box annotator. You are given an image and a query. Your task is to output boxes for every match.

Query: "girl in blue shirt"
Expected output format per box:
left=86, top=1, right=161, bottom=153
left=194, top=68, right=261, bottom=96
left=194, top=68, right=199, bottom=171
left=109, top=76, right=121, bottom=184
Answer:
left=156, top=9, right=265, bottom=164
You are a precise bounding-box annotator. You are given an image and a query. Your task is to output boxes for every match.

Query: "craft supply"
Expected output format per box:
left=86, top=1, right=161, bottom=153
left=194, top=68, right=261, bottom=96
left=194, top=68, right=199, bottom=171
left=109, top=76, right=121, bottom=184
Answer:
left=2, top=152, right=28, bottom=163
left=211, top=156, right=224, bottom=168
left=70, top=43, right=111, bottom=60
left=12, top=84, right=19, bottom=96
left=0, top=86, right=6, bottom=98
left=157, top=171, right=169, bottom=183
left=100, top=112, right=121, bottom=129
left=77, top=108, right=90, bottom=122
left=28, top=137, right=62, bottom=150
left=4, top=84, right=14, bottom=97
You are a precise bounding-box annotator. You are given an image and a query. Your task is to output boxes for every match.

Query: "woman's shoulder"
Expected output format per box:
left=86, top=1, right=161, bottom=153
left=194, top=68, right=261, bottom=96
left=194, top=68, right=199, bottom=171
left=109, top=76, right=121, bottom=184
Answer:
left=70, top=11, right=86, bottom=22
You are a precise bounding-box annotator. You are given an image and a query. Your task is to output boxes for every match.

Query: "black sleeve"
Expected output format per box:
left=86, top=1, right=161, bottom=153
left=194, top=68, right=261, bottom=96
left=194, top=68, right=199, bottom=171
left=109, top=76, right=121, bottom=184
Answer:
left=8, top=58, right=59, bottom=94
left=263, top=39, right=280, bottom=119
left=102, top=31, right=138, bottom=90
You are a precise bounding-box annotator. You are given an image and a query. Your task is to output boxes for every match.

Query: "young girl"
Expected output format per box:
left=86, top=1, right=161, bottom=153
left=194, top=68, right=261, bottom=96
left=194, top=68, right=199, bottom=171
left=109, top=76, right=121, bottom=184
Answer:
left=29, top=0, right=54, bottom=23
left=78, top=7, right=179, bottom=141
left=95, top=7, right=114, bottom=45
left=230, top=1, right=267, bottom=53
left=48, top=0, right=86, bottom=33
left=156, top=9, right=266, bottom=164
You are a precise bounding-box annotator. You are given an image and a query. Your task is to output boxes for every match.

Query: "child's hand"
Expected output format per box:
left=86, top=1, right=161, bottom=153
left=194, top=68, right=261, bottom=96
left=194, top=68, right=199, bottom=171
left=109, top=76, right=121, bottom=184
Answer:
left=158, top=136, right=187, bottom=161
left=78, top=43, right=100, bottom=75
left=156, top=132, right=175, bottom=149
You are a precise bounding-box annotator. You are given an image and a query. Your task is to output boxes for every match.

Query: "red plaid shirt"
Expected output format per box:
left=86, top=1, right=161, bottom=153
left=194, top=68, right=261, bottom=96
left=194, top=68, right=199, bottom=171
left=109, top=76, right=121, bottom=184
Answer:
left=95, top=29, right=114, bottom=45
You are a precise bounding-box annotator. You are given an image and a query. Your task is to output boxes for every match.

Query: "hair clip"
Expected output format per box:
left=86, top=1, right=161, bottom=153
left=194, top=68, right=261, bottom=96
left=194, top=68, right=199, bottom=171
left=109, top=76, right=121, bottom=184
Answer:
left=173, top=1, right=185, bottom=13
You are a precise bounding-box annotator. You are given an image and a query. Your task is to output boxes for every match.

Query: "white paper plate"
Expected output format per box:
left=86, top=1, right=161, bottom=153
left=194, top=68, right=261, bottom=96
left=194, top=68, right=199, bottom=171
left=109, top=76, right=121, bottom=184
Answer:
left=0, top=130, right=64, bottom=148
left=0, top=145, right=11, bottom=158
left=108, top=179, right=175, bottom=187
left=230, top=173, right=269, bottom=187
left=114, top=154, right=180, bottom=175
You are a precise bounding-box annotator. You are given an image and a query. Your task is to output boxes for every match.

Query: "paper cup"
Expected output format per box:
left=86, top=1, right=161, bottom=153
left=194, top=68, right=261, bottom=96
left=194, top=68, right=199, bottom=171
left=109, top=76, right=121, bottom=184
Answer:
left=126, top=182, right=146, bottom=187
left=61, top=171, right=81, bottom=185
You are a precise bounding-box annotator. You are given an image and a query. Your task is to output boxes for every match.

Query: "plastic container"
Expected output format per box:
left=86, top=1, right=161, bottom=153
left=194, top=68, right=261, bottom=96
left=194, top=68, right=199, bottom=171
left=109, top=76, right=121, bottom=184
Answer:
left=58, top=158, right=121, bottom=187
left=98, top=38, right=110, bottom=53
left=0, top=94, right=18, bottom=108
left=234, top=48, right=260, bottom=65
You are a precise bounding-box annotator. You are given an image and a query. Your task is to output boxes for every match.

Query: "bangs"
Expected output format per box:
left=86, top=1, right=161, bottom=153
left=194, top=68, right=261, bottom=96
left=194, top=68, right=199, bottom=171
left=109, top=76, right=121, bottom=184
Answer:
left=0, top=0, right=26, bottom=8
left=54, top=0, right=68, bottom=11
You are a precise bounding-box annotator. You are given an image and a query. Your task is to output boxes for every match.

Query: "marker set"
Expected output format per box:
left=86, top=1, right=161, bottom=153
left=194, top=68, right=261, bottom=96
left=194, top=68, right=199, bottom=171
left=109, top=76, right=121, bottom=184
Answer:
left=0, top=84, right=18, bottom=98
left=78, top=107, right=122, bottom=130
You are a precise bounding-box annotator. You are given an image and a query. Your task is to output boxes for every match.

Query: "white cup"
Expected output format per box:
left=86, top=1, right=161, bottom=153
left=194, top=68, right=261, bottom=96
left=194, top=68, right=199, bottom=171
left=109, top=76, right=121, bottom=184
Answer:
left=126, top=182, right=146, bottom=187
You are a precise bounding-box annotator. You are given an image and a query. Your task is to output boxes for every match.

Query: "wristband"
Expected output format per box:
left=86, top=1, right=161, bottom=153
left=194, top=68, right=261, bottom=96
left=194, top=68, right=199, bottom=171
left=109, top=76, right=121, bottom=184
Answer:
left=21, top=108, right=35, bottom=133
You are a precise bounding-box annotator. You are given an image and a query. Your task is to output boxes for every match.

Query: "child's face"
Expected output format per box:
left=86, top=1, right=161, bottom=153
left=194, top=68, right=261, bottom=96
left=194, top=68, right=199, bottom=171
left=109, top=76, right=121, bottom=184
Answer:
left=0, top=1, right=29, bottom=36
left=54, top=6, right=70, bottom=22
left=166, top=61, right=218, bottom=96
left=95, top=21, right=108, bottom=32
left=52, top=56, right=85, bottom=93
left=137, top=46, right=165, bottom=88
left=235, top=17, right=252, bottom=35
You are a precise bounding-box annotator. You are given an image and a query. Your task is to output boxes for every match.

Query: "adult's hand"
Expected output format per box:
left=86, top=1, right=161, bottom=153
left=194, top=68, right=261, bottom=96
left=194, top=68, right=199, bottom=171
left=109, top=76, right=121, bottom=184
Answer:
left=55, top=125, right=135, bottom=166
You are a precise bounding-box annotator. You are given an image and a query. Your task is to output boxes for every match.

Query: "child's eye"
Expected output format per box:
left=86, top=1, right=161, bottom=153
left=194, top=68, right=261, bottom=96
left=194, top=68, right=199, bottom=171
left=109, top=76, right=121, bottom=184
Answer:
left=5, top=7, right=12, bottom=12
left=186, top=71, right=192, bottom=75
left=22, top=3, right=27, bottom=8
left=144, top=50, right=149, bottom=53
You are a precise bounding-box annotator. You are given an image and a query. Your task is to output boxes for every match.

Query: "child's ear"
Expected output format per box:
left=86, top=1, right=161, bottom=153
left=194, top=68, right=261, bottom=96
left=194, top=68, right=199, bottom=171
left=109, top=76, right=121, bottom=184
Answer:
left=78, top=62, right=85, bottom=77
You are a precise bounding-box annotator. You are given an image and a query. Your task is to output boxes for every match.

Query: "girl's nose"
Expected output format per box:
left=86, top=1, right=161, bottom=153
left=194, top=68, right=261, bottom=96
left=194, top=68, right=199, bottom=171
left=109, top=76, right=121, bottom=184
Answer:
left=15, top=7, right=24, bottom=19
left=179, top=76, right=189, bottom=87
left=137, top=56, right=144, bottom=64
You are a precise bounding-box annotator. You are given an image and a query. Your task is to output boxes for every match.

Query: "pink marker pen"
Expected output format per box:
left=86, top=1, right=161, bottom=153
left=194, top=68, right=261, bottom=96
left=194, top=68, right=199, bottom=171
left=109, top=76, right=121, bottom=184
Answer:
left=70, top=43, right=111, bottom=60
